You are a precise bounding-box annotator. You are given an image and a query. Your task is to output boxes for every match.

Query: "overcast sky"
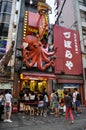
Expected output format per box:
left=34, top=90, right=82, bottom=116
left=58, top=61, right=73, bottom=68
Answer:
left=46, top=0, right=55, bottom=24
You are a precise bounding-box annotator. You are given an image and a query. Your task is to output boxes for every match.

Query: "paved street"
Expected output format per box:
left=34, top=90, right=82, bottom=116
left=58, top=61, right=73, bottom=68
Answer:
left=0, top=107, right=86, bottom=130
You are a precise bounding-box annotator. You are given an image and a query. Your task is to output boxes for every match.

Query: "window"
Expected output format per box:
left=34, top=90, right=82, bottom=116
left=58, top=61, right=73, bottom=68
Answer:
left=0, top=23, right=9, bottom=36
left=84, top=46, right=86, bottom=52
left=82, top=28, right=86, bottom=35
left=0, top=1, right=12, bottom=37
left=79, top=0, right=86, bottom=6
left=80, top=10, right=86, bottom=22
left=0, top=13, right=10, bottom=23
left=0, top=1, right=12, bottom=13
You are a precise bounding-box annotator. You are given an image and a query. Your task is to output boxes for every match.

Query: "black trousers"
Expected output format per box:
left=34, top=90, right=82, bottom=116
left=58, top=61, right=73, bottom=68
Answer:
left=0, top=105, right=4, bottom=120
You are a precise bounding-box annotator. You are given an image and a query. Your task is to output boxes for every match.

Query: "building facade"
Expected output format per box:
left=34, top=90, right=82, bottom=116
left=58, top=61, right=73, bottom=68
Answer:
left=0, top=0, right=16, bottom=93
left=0, top=0, right=85, bottom=105
left=7, top=0, right=56, bottom=98
left=0, top=0, right=21, bottom=94
left=54, top=0, right=86, bottom=104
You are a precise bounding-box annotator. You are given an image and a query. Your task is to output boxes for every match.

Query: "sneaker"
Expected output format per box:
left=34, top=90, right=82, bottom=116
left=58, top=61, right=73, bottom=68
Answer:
left=44, top=113, right=47, bottom=117
left=7, top=119, right=12, bottom=123
left=71, top=121, right=74, bottom=124
left=4, top=119, right=7, bottom=122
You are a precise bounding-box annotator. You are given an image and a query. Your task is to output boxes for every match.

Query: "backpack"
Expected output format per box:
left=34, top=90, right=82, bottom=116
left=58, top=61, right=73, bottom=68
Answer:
left=76, top=93, right=81, bottom=101
left=0, top=97, right=2, bottom=106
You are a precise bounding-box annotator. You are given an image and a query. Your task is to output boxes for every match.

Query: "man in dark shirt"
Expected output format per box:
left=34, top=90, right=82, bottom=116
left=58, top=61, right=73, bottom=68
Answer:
left=64, top=91, right=74, bottom=124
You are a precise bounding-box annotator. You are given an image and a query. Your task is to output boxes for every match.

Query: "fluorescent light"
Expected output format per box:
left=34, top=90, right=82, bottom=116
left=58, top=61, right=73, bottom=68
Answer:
left=30, top=0, right=33, bottom=4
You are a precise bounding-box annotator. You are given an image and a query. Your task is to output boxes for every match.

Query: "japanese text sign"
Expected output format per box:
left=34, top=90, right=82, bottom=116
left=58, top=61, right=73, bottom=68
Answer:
left=54, top=25, right=83, bottom=75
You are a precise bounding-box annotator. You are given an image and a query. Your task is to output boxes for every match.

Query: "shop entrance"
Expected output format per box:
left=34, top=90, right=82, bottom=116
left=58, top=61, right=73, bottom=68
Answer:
left=18, top=79, right=48, bottom=112
left=20, top=79, right=47, bottom=96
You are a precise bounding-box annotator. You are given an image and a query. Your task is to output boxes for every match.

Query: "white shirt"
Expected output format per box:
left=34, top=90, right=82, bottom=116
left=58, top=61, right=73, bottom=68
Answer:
left=5, top=93, right=12, bottom=107
left=73, top=91, right=79, bottom=102
left=29, top=94, right=35, bottom=100
left=44, top=95, right=48, bottom=102
left=24, top=94, right=29, bottom=101
left=5, top=93, right=12, bottom=102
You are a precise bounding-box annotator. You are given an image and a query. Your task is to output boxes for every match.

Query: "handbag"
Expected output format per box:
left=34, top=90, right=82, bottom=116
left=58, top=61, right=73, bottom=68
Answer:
left=6, top=102, right=10, bottom=107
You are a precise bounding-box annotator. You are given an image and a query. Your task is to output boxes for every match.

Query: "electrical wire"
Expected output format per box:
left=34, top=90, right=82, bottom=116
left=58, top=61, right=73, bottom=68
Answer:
left=55, top=0, right=66, bottom=24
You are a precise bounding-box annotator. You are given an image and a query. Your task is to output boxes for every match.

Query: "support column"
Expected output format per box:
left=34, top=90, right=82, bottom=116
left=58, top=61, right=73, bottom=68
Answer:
left=47, top=79, right=53, bottom=95
left=84, top=80, right=86, bottom=106
left=13, top=72, right=19, bottom=98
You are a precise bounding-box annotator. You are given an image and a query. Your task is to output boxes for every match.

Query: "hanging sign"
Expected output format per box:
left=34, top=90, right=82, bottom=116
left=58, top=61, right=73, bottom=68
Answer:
left=54, top=25, right=83, bottom=75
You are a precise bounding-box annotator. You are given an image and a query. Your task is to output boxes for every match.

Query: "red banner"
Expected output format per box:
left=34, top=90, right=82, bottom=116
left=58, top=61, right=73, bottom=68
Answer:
left=54, top=25, right=83, bottom=75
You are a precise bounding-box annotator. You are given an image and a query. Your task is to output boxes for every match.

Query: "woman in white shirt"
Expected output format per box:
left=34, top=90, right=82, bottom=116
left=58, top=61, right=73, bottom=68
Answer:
left=29, top=91, right=36, bottom=115
left=4, top=90, right=12, bottom=123
left=24, top=92, right=29, bottom=113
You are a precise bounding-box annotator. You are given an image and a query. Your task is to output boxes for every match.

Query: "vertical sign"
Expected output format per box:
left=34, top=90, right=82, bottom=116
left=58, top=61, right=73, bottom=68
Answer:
left=54, top=25, right=83, bottom=75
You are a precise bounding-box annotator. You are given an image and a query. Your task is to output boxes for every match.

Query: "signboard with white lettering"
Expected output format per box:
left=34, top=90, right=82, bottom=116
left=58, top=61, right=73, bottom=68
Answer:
left=54, top=25, right=83, bottom=75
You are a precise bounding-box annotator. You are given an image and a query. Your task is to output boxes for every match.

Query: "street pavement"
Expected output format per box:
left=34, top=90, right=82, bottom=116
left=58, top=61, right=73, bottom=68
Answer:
left=0, top=106, right=86, bottom=130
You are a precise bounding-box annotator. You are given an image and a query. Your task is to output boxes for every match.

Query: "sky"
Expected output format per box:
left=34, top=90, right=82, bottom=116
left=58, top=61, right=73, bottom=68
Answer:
left=46, top=0, right=55, bottom=24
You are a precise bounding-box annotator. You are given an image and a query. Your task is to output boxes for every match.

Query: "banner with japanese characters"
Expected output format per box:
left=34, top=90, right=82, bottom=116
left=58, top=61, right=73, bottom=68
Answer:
left=54, top=25, right=83, bottom=75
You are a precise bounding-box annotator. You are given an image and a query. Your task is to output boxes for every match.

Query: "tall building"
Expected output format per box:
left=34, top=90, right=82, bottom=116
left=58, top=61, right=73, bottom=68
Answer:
left=0, top=0, right=21, bottom=94
left=54, top=0, right=86, bottom=105
left=0, top=0, right=15, bottom=92
left=0, top=0, right=56, bottom=99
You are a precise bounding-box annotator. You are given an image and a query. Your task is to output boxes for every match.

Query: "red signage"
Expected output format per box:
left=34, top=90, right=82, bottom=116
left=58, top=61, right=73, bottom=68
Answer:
left=28, top=12, right=39, bottom=28
left=54, top=25, right=83, bottom=75
left=27, top=12, right=39, bottom=35
left=23, top=11, right=48, bottom=40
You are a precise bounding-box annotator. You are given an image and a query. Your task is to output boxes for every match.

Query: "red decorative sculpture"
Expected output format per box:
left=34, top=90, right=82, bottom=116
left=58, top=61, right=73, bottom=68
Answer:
left=22, top=35, right=57, bottom=70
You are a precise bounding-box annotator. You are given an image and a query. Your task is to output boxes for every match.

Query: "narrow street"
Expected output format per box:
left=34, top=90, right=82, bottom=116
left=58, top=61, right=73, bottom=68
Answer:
left=0, top=107, right=86, bottom=130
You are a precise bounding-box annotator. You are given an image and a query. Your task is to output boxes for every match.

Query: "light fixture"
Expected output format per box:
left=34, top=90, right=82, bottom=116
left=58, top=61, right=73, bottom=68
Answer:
left=30, top=0, right=33, bottom=5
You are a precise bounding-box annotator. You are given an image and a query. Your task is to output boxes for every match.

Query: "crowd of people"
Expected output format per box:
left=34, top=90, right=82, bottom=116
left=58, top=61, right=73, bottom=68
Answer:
left=51, top=88, right=82, bottom=123
left=19, top=89, right=49, bottom=117
left=0, top=88, right=82, bottom=124
left=19, top=88, right=81, bottom=119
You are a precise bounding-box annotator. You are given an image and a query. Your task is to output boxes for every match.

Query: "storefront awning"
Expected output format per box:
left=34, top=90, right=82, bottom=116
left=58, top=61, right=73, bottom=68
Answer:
left=21, top=72, right=56, bottom=80
left=57, top=79, right=84, bottom=84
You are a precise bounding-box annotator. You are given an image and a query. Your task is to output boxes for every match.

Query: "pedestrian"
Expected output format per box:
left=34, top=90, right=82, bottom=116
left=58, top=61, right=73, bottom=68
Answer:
left=4, top=90, right=13, bottom=122
left=43, top=92, right=49, bottom=117
left=0, top=92, right=5, bottom=121
left=54, top=92, right=59, bottom=117
left=24, top=91, right=29, bottom=113
left=64, top=90, right=74, bottom=124
left=50, top=90, right=55, bottom=114
left=29, top=91, right=36, bottom=116
left=76, top=92, right=81, bottom=113
left=73, top=88, right=79, bottom=112
left=38, top=93, right=44, bottom=116
left=59, top=97, right=65, bottom=115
